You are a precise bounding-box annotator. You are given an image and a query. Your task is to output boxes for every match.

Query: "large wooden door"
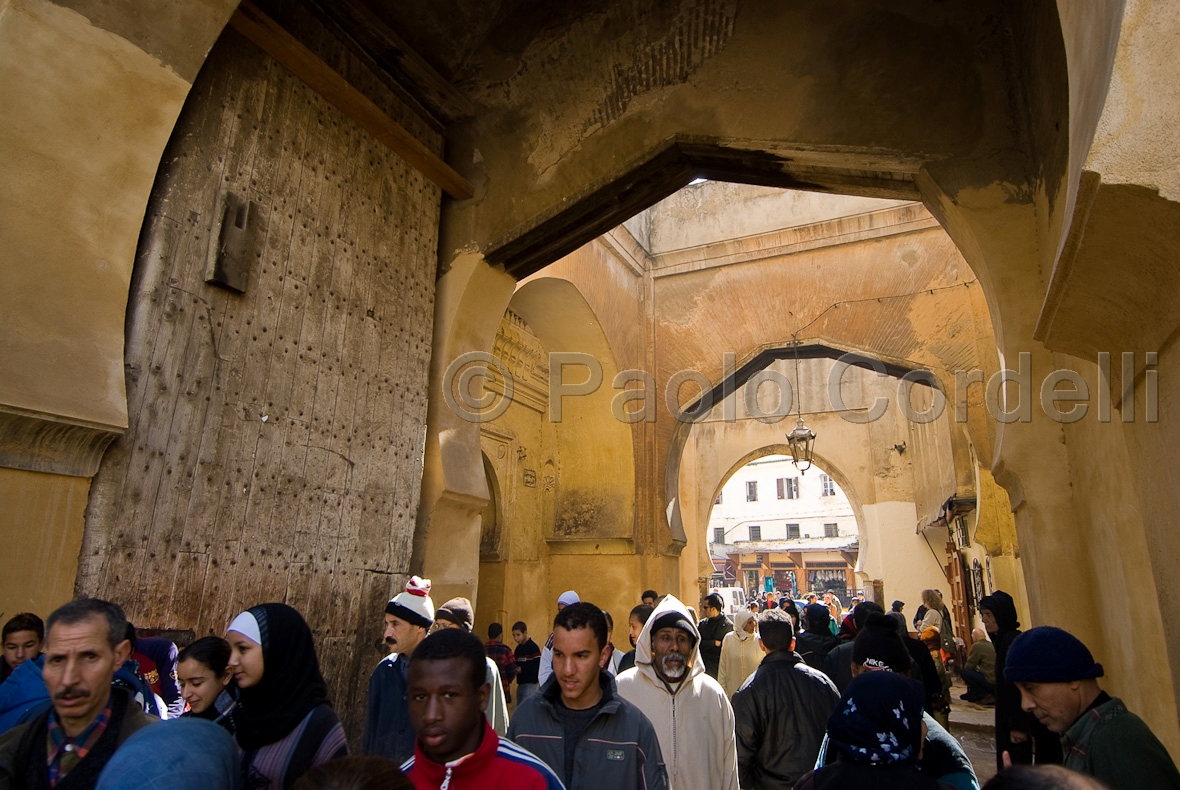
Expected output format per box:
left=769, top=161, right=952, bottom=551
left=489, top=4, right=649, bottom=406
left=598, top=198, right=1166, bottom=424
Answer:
left=945, top=541, right=970, bottom=644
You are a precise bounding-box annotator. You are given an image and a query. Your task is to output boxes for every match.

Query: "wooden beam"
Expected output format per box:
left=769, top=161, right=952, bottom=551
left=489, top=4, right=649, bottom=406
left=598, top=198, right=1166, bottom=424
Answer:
left=305, top=0, right=474, bottom=126
left=229, top=1, right=473, bottom=201
left=485, top=139, right=920, bottom=279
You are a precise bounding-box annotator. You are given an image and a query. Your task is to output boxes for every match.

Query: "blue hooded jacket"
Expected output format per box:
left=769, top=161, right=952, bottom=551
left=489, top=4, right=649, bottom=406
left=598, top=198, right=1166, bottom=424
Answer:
left=0, top=654, right=50, bottom=733
left=96, top=717, right=240, bottom=790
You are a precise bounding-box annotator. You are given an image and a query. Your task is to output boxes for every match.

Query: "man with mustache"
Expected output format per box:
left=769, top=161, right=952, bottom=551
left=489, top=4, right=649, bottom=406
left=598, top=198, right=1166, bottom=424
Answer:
left=616, top=595, right=739, bottom=790
left=0, top=598, right=157, bottom=788
left=363, top=576, right=436, bottom=764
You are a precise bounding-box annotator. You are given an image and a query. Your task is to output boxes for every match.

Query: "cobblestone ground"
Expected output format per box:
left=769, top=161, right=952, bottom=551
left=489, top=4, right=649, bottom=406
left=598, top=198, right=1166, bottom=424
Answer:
left=948, top=676, right=998, bottom=784
left=953, top=726, right=998, bottom=784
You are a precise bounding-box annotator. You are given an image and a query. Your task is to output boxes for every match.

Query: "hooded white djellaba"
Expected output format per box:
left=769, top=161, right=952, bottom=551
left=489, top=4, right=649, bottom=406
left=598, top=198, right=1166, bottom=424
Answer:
left=717, top=609, right=764, bottom=698
left=614, top=595, right=739, bottom=790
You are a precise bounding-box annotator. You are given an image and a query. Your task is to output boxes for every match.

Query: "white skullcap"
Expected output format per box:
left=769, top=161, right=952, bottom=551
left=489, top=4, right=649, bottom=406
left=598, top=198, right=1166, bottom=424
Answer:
left=558, top=590, right=580, bottom=606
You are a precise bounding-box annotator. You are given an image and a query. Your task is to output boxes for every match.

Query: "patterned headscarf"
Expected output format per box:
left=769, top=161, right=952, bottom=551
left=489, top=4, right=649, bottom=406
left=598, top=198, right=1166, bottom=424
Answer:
left=826, top=671, right=925, bottom=766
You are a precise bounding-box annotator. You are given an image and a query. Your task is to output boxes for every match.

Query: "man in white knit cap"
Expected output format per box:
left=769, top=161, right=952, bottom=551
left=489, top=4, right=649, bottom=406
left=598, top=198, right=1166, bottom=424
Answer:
left=362, top=575, right=435, bottom=764
left=538, top=590, right=579, bottom=687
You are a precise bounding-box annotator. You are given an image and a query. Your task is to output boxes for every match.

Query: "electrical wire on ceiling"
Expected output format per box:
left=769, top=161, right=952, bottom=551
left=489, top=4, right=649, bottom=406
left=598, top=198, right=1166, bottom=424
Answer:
left=788, top=279, right=978, bottom=338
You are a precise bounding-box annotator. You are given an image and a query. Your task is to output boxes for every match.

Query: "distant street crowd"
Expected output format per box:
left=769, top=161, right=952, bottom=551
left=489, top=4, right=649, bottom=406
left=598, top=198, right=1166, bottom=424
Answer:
left=0, top=580, right=1175, bottom=789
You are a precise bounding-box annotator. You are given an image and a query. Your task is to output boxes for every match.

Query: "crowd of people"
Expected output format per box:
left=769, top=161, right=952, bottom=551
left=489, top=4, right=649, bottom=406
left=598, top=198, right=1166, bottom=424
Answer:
left=0, top=580, right=1175, bottom=790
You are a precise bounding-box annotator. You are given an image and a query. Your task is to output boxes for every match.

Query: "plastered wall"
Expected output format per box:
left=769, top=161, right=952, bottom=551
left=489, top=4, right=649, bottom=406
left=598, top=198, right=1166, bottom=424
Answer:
left=0, top=468, right=90, bottom=616
left=1055, top=356, right=1180, bottom=753
left=0, top=0, right=236, bottom=618
left=0, top=0, right=197, bottom=431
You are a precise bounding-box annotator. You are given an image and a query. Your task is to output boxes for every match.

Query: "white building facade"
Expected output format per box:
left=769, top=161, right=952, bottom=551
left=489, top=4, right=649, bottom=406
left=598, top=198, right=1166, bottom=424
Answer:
left=708, top=455, right=856, bottom=546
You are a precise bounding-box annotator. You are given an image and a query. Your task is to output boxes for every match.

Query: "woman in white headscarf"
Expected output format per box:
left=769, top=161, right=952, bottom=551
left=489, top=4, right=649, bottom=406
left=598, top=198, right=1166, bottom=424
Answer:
left=718, top=610, right=765, bottom=698
left=225, top=603, right=348, bottom=788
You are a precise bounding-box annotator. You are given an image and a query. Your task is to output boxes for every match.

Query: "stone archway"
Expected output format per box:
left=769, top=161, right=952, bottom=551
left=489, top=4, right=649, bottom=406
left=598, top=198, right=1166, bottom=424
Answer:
left=420, top=270, right=642, bottom=639
left=673, top=353, right=956, bottom=615
left=703, top=445, right=867, bottom=599
left=420, top=12, right=1157, bottom=718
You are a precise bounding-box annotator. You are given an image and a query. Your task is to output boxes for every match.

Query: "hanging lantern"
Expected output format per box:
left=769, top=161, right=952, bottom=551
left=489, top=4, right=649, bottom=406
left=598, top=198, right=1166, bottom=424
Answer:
left=787, top=415, right=816, bottom=473
left=787, top=337, right=817, bottom=473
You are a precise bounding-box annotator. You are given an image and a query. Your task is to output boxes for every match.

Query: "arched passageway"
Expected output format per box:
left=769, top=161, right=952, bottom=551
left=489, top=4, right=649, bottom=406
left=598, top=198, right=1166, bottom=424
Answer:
left=447, top=276, right=639, bottom=646
left=4, top=0, right=1179, bottom=757
left=675, top=354, right=959, bottom=628
left=705, top=451, right=862, bottom=599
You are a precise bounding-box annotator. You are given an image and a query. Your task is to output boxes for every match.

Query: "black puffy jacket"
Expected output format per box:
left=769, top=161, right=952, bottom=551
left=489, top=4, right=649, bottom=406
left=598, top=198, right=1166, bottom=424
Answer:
left=795, top=628, right=839, bottom=673
left=731, top=651, right=840, bottom=789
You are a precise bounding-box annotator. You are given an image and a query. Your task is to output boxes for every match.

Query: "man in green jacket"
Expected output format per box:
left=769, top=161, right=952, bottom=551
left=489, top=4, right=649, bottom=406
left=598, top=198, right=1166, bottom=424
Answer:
left=1005, top=626, right=1180, bottom=790
left=960, top=627, right=996, bottom=703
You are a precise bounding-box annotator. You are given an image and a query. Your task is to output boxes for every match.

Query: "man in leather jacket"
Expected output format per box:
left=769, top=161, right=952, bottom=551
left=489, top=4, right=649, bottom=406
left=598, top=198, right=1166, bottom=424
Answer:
left=731, top=609, right=839, bottom=789
left=696, top=594, right=733, bottom=679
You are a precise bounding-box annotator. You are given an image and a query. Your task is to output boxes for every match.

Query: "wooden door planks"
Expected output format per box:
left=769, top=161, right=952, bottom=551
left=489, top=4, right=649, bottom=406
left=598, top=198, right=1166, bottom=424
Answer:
left=80, top=25, right=440, bottom=739
left=229, top=1, right=472, bottom=200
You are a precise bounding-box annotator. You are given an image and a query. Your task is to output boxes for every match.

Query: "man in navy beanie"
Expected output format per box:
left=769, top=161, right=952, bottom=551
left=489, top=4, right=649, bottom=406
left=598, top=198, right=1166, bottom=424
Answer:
left=1005, top=626, right=1180, bottom=790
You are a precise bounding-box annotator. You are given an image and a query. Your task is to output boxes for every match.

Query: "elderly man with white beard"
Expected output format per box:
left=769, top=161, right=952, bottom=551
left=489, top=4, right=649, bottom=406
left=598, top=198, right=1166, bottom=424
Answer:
left=615, top=595, right=739, bottom=790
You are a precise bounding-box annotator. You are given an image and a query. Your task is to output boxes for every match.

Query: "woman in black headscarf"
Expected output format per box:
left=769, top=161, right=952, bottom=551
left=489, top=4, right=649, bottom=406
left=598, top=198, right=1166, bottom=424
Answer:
left=980, top=591, right=1062, bottom=771
left=226, top=603, right=349, bottom=789
left=794, top=671, right=956, bottom=790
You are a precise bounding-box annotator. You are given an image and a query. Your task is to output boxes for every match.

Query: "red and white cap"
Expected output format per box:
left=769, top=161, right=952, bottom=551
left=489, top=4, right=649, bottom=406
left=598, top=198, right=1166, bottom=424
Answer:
left=385, top=575, right=435, bottom=629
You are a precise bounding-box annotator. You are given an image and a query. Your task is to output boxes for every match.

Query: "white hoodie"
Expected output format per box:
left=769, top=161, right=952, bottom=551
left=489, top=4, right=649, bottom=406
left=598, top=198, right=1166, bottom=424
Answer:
left=615, top=595, right=739, bottom=790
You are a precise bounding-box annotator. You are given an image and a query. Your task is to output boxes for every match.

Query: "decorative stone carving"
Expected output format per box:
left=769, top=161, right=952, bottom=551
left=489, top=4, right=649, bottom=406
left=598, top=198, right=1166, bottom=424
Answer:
left=489, top=311, right=549, bottom=413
